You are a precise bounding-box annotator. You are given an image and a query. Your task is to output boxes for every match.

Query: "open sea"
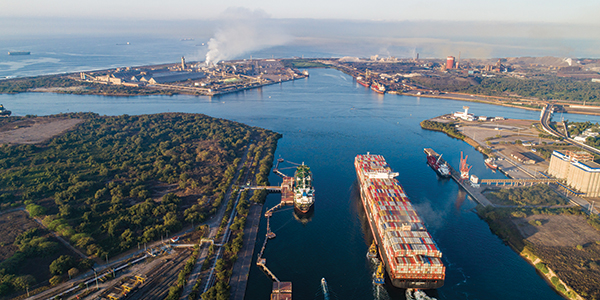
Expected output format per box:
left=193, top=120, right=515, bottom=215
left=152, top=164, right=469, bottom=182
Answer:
left=1, top=37, right=599, bottom=299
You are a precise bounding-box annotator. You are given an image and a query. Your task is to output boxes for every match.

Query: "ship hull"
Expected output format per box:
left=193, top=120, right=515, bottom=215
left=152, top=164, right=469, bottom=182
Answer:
left=357, top=181, right=444, bottom=289
left=370, top=85, right=385, bottom=94
left=357, top=79, right=370, bottom=88
left=426, top=156, right=451, bottom=178
left=293, top=201, right=314, bottom=214
left=484, top=160, right=498, bottom=170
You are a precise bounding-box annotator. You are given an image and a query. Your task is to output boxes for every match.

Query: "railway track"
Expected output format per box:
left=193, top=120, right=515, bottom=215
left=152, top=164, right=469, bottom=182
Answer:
left=125, top=250, right=191, bottom=300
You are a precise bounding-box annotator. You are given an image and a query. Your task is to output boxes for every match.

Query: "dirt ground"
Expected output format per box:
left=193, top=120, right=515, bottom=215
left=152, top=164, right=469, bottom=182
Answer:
left=513, top=215, right=600, bottom=247
left=0, top=118, right=83, bottom=144
left=0, top=210, right=40, bottom=261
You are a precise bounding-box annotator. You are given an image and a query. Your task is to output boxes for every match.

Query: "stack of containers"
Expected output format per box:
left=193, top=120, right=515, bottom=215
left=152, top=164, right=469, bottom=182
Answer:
left=355, top=154, right=446, bottom=282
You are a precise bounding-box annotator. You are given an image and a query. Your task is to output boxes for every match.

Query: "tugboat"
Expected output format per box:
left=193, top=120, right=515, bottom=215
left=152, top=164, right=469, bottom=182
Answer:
left=0, top=104, right=11, bottom=117
left=374, top=262, right=385, bottom=285
left=367, top=241, right=378, bottom=258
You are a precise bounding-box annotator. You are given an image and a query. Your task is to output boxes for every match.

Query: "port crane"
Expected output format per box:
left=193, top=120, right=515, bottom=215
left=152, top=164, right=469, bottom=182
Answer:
left=460, top=152, right=472, bottom=180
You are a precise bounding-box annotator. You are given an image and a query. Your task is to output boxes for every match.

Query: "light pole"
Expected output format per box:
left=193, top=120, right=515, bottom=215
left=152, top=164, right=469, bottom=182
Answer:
left=92, top=268, right=99, bottom=290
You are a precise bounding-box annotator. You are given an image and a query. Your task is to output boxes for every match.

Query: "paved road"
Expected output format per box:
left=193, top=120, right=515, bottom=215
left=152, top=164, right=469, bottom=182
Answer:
left=228, top=203, right=263, bottom=300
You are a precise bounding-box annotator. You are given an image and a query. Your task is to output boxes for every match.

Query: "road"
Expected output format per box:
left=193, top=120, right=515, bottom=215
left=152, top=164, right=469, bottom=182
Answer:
left=228, top=203, right=263, bottom=300
left=540, top=104, right=600, bottom=156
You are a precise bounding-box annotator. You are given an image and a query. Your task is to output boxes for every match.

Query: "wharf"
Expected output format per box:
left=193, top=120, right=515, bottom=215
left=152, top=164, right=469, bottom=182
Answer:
left=428, top=148, right=494, bottom=207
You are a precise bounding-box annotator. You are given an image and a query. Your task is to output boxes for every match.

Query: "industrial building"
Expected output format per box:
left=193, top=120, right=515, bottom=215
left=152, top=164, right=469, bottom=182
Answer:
left=144, top=71, right=206, bottom=84
left=446, top=56, right=455, bottom=69
left=548, top=150, right=600, bottom=197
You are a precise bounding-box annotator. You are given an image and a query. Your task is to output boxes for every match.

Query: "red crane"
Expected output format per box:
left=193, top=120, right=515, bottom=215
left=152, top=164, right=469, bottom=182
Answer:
left=460, top=151, right=472, bottom=180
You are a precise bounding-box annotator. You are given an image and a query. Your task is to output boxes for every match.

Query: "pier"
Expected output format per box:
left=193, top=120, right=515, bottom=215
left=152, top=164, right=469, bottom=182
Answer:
left=255, top=158, right=297, bottom=299
left=426, top=148, right=493, bottom=207
left=480, top=178, right=557, bottom=186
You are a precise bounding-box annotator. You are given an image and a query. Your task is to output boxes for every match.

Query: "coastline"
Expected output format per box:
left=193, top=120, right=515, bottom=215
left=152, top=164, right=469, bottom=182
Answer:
left=421, top=119, right=590, bottom=299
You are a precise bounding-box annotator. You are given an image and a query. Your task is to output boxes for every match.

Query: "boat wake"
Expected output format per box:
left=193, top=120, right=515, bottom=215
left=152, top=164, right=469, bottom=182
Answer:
left=368, top=256, right=391, bottom=300
left=406, top=288, right=437, bottom=300
left=372, top=284, right=391, bottom=300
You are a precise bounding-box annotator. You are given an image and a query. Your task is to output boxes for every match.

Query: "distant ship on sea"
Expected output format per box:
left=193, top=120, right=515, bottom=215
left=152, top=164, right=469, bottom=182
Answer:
left=8, top=51, right=30, bottom=55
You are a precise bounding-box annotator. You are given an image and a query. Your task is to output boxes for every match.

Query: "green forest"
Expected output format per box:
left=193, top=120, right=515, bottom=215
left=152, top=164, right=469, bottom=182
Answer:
left=0, top=113, right=280, bottom=297
left=420, top=120, right=466, bottom=140
left=413, top=76, right=600, bottom=104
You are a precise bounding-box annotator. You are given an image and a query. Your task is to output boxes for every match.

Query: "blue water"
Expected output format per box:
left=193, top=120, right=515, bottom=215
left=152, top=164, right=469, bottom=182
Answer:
left=3, top=69, right=596, bottom=299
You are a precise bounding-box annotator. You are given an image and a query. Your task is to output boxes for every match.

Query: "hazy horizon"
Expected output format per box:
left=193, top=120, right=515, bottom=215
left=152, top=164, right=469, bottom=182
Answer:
left=3, top=16, right=600, bottom=60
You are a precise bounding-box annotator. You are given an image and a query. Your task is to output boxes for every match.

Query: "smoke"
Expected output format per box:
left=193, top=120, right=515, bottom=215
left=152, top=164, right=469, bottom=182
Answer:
left=205, top=7, right=291, bottom=66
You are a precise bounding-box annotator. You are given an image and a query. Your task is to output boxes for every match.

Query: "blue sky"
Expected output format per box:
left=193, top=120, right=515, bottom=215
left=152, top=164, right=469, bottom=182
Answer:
left=2, top=0, right=599, bottom=24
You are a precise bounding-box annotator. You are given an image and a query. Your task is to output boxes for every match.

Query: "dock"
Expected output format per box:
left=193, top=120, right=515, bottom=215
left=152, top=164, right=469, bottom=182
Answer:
left=427, top=148, right=494, bottom=207
left=254, top=158, right=299, bottom=299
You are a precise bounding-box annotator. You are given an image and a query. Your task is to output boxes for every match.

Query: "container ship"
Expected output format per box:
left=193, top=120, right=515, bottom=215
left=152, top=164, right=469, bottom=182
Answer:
left=424, top=148, right=450, bottom=178
left=293, top=163, right=315, bottom=213
left=8, top=51, right=30, bottom=55
left=355, top=153, right=445, bottom=289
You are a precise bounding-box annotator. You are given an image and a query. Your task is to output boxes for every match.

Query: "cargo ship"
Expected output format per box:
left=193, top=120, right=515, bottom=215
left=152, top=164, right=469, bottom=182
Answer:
left=356, top=76, right=370, bottom=88
left=484, top=157, right=498, bottom=170
left=355, top=153, right=445, bottom=289
left=370, top=82, right=386, bottom=94
left=0, top=104, right=11, bottom=117
left=424, top=148, right=451, bottom=178
left=293, top=163, right=315, bottom=213
left=8, top=51, right=30, bottom=55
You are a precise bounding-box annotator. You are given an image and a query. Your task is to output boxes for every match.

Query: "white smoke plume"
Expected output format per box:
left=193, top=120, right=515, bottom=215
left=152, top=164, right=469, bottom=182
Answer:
left=205, top=8, right=291, bottom=66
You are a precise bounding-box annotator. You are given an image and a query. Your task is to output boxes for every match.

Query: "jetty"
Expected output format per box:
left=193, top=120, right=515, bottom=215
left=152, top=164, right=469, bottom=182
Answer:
left=425, top=148, right=493, bottom=207
left=254, top=158, right=297, bottom=299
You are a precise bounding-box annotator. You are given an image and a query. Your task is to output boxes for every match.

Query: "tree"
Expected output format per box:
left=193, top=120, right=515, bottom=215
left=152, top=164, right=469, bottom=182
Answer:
left=49, top=255, right=75, bottom=275
left=68, top=267, right=79, bottom=279
left=25, top=204, right=46, bottom=217
left=12, top=275, right=35, bottom=291
left=49, top=275, right=62, bottom=286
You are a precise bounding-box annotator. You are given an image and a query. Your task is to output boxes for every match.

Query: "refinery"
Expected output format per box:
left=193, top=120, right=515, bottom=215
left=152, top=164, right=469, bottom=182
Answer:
left=76, top=57, right=308, bottom=96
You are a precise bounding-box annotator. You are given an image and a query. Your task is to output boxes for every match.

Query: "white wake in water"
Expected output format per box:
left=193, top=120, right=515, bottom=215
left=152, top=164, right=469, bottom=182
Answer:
left=406, top=288, right=437, bottom=300
left=369, top=256, right=391, bottom=300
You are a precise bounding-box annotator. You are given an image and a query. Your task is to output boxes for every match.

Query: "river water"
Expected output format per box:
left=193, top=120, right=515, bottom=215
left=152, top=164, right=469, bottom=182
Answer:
left=2, top=68, right=600, bottom=299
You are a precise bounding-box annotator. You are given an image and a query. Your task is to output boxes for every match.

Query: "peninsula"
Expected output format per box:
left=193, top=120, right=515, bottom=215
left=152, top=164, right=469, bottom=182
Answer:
left=3, top=56, right=600, bottom=117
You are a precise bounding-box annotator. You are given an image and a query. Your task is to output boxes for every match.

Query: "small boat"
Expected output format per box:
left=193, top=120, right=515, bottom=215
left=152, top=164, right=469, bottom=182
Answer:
left=484, top=157, right=498, bottom=170
left=321, top=278, right=330, bottom=300
left=374, top=262, right=385, bottom=285
left=367, top=241, right=378, bottom=258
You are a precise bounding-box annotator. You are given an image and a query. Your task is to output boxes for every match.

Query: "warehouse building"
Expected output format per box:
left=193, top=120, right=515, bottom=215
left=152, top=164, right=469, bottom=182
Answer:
left=548, top=150, right=600, bottom=197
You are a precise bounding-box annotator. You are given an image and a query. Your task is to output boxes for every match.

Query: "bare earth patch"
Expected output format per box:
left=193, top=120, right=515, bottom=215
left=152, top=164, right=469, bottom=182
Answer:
left=0, top=118, right=83, bottom=144
left=0, top=210, right=39, bottom=261
left=513, top=215, right=600, bottom=247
